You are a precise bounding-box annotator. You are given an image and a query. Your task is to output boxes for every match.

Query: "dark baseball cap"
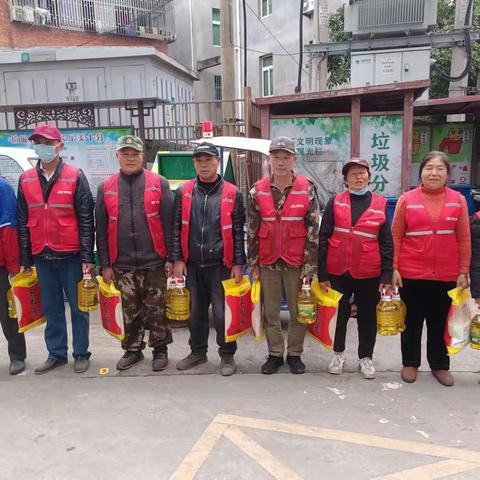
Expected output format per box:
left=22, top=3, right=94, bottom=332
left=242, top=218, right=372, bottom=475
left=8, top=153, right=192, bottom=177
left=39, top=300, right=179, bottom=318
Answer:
left=29, top=124, right=63, bottom=142
left=269, top=136, right=296, bottom=154
left=193, top=142, right=220, bottom=158
left=342, top=158, right=370, bottom=176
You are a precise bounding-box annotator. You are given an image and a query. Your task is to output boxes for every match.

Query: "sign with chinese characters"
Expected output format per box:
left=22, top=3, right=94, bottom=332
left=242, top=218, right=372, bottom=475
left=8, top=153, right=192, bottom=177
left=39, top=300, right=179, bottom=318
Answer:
left=410, top=125, right=431, bottom=185
left=0, top=127, right=132, bottom=196
left=431, top=123, right=473, bottom=185
left=270, top=115, right=403, bottom=206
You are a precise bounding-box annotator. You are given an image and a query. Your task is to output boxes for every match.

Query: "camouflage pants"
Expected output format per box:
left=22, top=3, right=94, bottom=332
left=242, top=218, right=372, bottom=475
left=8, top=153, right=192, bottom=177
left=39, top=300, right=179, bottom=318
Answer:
left=113, top=267, right=173, bottom=351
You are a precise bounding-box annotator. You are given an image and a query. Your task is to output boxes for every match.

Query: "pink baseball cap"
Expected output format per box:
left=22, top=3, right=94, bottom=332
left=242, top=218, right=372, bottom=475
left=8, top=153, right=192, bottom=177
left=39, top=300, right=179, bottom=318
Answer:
left=29, top=124, right=63, bottom=142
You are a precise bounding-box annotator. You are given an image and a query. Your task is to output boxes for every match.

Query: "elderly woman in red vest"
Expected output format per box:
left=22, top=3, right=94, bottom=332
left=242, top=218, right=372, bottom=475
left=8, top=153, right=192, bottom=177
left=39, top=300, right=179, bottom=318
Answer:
left=392, top=151, right=470, bottom=387
left=318, top=158, right=393, bottom=380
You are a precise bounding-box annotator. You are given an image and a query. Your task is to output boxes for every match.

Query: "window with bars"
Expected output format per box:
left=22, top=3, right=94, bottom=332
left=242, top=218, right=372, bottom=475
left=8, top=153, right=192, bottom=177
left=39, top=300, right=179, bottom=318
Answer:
left=261, top=55, right=273, bottom=97
left=261, top=0, right=272, bottom=17
left=212, top=8, right=220, bottom=46
left=214, top=75, right=222, bottom=100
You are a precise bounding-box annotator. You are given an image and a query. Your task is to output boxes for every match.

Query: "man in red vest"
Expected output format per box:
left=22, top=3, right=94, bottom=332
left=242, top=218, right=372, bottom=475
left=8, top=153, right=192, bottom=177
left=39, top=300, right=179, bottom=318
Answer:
left=247, top=136, right=320, bottom=374
left=96, top=135, right=174, bottom=371
left=171, top=142, right=246, bottom=376
left=17, top=124, right=94, bottom=375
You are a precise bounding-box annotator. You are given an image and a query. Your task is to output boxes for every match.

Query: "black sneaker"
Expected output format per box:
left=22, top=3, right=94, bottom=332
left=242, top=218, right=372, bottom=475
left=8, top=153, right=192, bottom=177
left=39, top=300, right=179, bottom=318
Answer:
left=152, top=349, right=168, bottom=372
left=286, top=355, right=305, bottom=374
left=116, top=350, right=144, bottom=370
left=176, top=352, right=208, bottom=371
left=261, top=355, right=284, bottom=375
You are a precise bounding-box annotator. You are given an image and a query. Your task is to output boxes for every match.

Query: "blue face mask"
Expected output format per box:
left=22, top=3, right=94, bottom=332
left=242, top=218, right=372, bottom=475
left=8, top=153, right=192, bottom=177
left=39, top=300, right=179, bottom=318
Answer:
left=350, top=187, right=369, bottom=196
left=33, top=144, right=58, bottom=163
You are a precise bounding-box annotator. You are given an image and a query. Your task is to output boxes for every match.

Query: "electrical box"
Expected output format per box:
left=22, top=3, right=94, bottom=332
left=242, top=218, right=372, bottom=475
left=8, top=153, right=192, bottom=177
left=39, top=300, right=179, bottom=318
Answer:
left=351, top=47, right=431, bottom=88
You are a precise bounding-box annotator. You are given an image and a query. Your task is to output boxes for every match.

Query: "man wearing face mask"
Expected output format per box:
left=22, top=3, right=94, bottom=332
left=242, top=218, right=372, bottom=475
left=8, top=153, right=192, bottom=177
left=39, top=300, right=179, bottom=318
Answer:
left=317, top=158, right=393, bottom=380
left=17, top=124, right=95, bottom=375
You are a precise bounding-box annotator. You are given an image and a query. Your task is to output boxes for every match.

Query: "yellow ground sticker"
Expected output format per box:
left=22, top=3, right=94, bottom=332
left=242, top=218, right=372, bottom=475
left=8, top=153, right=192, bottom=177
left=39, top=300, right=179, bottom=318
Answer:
left=169, top=414, right=480, bottom=480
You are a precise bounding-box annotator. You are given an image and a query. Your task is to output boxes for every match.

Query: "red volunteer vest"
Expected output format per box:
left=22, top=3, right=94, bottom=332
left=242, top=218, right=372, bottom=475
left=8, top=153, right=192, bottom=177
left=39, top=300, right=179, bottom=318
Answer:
left=21, top=164, right=80, bottom=255
left=398, top=187, right=461, bottom=281
left=326, top=190, right=386, bottom=279
left=180, top=179, right=237, bottom=268
left=103, top=170, right=167, bottom=264
left=256, top=175, right=309, bottom=266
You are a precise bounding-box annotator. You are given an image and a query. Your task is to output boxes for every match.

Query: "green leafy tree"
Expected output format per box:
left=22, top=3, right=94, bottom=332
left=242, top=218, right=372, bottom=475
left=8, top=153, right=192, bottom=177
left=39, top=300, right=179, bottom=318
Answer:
left=327, top=1, right=480, bottom=97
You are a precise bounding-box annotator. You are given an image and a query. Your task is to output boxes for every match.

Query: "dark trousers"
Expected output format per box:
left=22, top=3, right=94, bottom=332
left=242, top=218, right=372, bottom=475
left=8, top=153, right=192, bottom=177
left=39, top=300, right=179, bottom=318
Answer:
left=401, top=279, right=455, bottom=371
left=330, top=273, right=380, bottom=359
left=114, top=267, right=173, bottom=352
left=186, top=263, right=237, bottom=357
left=0, top=267, right=26, bottom=362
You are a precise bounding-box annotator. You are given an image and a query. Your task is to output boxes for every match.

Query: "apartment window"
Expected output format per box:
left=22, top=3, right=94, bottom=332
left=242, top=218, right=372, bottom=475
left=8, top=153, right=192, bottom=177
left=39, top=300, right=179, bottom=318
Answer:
left=214, top=75, right=222, bottom=100
left=261, top=55, right=273, bottom=97
left=261, top=0, right=272, bottom=17
left=212, top=8, right=221, bottom=47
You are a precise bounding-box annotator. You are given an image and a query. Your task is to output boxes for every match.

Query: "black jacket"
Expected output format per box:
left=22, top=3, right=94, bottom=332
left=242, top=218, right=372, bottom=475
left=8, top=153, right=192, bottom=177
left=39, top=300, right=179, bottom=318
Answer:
left=95, top=169, right=173, bottom=269
left=317, top=191, right=393, bottom=284
left=470, top=214, right=480, bottom=298
left=17, top=160, right=94, bottom=267
left=170, top=176, right=246, bottom=267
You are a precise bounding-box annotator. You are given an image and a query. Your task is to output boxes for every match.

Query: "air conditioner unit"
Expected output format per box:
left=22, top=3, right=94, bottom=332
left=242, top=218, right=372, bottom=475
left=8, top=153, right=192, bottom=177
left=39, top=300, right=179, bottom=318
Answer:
left=303, top=0, right=314, bottom=16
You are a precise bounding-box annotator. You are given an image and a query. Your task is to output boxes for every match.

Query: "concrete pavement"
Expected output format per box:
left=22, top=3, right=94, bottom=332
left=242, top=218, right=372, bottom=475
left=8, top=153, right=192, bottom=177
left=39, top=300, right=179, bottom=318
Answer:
left=1, top=309, right=480, bottom=479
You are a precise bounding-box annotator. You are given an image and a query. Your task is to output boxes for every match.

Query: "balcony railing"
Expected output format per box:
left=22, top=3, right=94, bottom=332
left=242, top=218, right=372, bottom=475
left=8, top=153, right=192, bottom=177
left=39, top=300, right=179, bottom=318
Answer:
left=9, top=0, right=175, bottom=41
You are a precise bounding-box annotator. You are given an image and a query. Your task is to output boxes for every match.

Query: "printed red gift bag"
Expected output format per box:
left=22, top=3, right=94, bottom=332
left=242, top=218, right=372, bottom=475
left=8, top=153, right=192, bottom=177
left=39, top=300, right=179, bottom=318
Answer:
left=222, top=276, right=253, bottom=342
left=97, top=276, right=124, bottom=341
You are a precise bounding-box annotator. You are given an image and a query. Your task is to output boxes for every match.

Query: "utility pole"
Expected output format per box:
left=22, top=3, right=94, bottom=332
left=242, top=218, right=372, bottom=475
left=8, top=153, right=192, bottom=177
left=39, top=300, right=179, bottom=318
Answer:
left=310, top=0, right=329, bottom=91
left=448, top=0, right=473, bottom=122
left=221, top=0, right=236, bottom=133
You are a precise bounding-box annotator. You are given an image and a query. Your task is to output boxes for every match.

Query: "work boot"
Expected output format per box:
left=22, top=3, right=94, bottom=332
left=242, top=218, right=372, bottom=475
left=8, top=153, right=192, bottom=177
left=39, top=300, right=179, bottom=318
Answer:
left=431, top=369, right=454, bottom=387
left=328, top=353, right=346, bottom=375
left=9, top=359, right=25, bottom=375
left=359, top=357, right=376, bottom=379
left=73, top=357, right=90, bottom=374
left=152, top=349, right=168, bottom=372
left=261, top=355, right=284, bottom=375
left=286, top=355, right=305, bottom=374
left=34, top=356, right=67, bottom=375
left=220, top=355, right=236, bottom=376
left=401, top=366, right=418, bottom=383
left=116, top=350, right=144, bottom=370
left=176, top=352, right=207, bottom=371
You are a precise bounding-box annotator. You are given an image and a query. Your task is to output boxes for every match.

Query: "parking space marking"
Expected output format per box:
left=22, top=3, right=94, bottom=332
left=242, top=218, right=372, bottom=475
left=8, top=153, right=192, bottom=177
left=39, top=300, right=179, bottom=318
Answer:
left=169, top=414, right=480, bottom=480
left=373, top=459, right=480, bottom=480
left=223, top=425, right=303, bottom=480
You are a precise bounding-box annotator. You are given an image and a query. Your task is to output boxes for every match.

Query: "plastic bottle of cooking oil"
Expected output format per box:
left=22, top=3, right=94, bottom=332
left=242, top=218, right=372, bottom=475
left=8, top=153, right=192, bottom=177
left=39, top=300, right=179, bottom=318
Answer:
left=377, top=290, right=400, bottom=336
left=169, top=277, right=190, bottom=321
left=165, top=276, right=175, bottom=320
left=78, top=273, right=98, bottom=312
left=7, top=288, right=16, bottom=318
left=470, top=305, right=480, bottom=350
left=391, top=287, right=406, bottom=333
left=297, top=278, right=316, bottom=325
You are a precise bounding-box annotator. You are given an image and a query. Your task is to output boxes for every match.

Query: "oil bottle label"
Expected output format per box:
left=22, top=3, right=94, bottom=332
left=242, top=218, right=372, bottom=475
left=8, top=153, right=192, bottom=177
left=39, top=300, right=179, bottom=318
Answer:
left=298, top=304, right=315, bottom=318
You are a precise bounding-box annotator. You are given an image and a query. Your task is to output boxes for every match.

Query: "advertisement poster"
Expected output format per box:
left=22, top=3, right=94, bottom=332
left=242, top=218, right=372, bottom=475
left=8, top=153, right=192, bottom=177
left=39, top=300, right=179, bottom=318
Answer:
left=270, top=115, right=403, bottom=206
left=431, top=123, right=473, bottom=185
left=0, top=127, right=132, bottom=195
left=410, top=125, right=431, bottom=186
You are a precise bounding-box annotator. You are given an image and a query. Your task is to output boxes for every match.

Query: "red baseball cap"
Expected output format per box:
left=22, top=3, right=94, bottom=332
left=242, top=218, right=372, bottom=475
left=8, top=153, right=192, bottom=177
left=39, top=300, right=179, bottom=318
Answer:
left=28, top=124, right=63, bottom=142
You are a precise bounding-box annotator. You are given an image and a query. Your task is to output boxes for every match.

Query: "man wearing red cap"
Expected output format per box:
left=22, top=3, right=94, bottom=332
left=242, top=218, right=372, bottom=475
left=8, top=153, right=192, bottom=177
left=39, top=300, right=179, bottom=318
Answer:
left=17, top=124, right=95, bottom=375
left=318, top=158, right=393, bottom=380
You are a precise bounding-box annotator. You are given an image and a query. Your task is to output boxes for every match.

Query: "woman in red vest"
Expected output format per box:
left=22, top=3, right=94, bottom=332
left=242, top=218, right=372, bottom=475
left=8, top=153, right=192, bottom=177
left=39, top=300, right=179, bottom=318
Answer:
left=392, top=151, right=470, bottom=387
left=318, top=158, right=393, bottom=380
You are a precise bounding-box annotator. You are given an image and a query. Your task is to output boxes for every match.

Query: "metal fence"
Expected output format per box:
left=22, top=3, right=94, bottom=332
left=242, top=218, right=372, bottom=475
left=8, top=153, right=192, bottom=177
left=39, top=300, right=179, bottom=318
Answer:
left=9, top=0, right=175, bottom=41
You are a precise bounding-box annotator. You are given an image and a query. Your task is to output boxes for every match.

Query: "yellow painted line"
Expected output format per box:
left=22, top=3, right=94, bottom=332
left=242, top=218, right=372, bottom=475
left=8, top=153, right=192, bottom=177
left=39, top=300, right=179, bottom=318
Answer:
left=373, top=459, right=480, bottom=480
left=215, top=414, right=480, bottom=464
left=169, top=421, right=227, bottom=480
left=223, top=425, right=304, bottom=480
